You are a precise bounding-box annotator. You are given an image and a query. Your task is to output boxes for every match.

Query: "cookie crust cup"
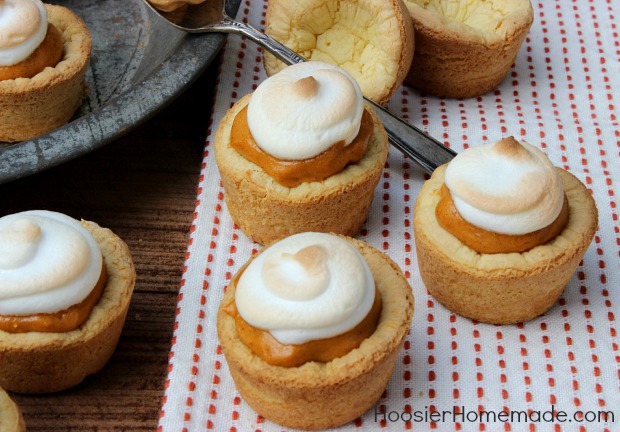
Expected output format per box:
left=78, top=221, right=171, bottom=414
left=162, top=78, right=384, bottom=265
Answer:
left=214, top=93, right=389, bottom=246
left=217, top=236, right=414, bottom=430
left=403, top=0, right=533, bottom=98
left=414, top=164, right=598, bottom=324
left=0, top=220, right=135, bottom=394
left=263, top=0, right=414, bottom=105
left=0, top=387, right=25, bottom=432
left=0, top=4, right=92, bottom=142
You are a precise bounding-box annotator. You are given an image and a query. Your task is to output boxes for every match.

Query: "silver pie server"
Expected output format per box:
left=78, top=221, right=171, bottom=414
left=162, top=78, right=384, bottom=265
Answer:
left=143, top=0, right=456, bottom=173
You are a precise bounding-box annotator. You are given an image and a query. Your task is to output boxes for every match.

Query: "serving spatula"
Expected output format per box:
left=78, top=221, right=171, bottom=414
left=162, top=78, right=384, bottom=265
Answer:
left=143, top=0, right=456, bottom=173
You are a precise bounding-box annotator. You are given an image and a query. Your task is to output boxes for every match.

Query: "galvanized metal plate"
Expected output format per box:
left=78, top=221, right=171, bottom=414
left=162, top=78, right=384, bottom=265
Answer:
left=0, top=0, right=238, bottom=184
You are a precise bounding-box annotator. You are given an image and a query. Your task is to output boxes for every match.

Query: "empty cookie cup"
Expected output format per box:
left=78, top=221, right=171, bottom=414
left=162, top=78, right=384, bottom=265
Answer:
left=403, top=0, right=533, bottom=98
left=263, top=0, right=414, bottom=105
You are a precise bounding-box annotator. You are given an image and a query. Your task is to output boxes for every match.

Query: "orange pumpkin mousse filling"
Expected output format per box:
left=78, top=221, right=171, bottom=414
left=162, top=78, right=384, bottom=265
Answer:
left=224, top=285, right=382, bottom=368
left=0, top=23, right=64, bottom=81
left=436, top=185, right=570, bottom=254
left=230, top=105, right=374, bottom=188
left=0, top=262, right=106, bottom=333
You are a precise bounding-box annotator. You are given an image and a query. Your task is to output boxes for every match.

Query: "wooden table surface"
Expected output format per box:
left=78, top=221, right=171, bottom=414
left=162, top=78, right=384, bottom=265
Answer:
left=1, top=55, right=221, bottom=431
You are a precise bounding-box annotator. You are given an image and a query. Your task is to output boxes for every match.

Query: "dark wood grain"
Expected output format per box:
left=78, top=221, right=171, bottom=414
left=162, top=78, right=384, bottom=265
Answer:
left=1, top=54, right=221, bottom=431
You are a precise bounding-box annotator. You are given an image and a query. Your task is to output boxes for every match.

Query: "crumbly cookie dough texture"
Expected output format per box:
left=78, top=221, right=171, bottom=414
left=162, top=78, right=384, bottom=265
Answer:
left=402, top=0, right=534, bottom=98
left=414, top=165, right=598, bottom=324
left=263, top=0, right=414, bottom=105
left=215, top=94, right=389, bottom=246
left=0, top=5, right=91, bottom=142
left=0, top=221, right=136, bottom=394
left=218, top=236, right=414, bottom=430
left=0, top=387, right=25, bottom=432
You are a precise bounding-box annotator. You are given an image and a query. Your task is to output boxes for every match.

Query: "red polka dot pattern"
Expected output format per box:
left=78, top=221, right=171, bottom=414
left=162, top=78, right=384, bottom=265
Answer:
left=157, top=1, right=620, bottom=431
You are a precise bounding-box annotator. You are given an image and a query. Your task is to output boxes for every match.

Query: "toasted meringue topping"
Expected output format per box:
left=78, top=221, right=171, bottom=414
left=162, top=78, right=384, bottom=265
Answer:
left=0, top=0, right=48, bottom=66
left=235, top=232, right=375, bottom=345
left=444, top=137, right=565, bottom=235
left=0, top=210, right=103, bottom=316
left=247, top=61, right=365, bottom=160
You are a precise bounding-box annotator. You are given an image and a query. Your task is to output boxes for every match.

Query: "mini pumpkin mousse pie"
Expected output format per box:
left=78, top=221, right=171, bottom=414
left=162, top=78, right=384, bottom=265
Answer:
left=414, top=137, right=598, bottom=324
left=218, top=232, right=414, bottom=430
left=214, top=61, right=389, bottom=245
left=0, top=210, right=135, bottom=393
left=0, top=387, right=25, bottom=432
left=0, top=0, right=91, bottom=142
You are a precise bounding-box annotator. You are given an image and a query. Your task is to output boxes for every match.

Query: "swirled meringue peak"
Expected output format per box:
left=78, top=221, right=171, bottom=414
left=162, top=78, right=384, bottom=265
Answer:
left=247, top=61, right=365, bottom=160
left=0, top=210, right=103, bottom=316
left=235, top=232, right=375, bottom=345
left=0, top=0, right=48, bottom=66
left=444, top=137, right=564, bottom=235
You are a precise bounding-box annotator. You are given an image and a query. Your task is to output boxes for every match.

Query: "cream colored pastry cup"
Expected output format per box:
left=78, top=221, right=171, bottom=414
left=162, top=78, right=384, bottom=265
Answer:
left=414, top=165, right=598, bottom=324
left=0, top=387, right=25, bottom=432
left=0, top=5, right=91, bottom=142
left=403, top=0, right=533, bottom=98
left=217, top=236, right=414, bottom=430
left=214, top=93, right=389, bottom=246
left=0, top=220, right=135, bottom=394
left=263, top=0, right=414, bottom=105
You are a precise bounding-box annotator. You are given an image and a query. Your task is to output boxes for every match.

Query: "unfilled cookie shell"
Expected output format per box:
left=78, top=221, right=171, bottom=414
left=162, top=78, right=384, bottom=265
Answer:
left=263, top=0, right=414, bottom=105
left=403, top=0, right=533, bottom=98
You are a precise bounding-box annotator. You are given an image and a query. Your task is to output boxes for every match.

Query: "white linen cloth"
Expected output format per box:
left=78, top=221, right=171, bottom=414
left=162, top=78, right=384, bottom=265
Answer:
left=158, top=1, right=620, bottom=430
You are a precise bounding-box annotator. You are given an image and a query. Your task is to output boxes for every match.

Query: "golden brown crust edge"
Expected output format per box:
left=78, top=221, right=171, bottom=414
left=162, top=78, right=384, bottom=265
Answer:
left=385, top=0, right=415, bottom=103
left=0, top=5, right=92, bottom=142
left=0, top=220, right=136, bottom=394
left=217, top=236, right=414, bottom=430
left=214, top=93, right=389, bottom=245
left=0, top=387, right=26, bottom=432
left=414, top=164, right=598, bottom=324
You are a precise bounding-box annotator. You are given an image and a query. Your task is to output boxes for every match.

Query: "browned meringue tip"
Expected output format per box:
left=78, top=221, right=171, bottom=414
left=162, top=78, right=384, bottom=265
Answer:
left=285, top=245, right=327, bottom=272
left=4, top=218, right=41, bottom=242
left=262, top=244, right=330, bottom=301
left=493, top=136, right=531, bottom=160
left=292, top=76, right=319, bottom=99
